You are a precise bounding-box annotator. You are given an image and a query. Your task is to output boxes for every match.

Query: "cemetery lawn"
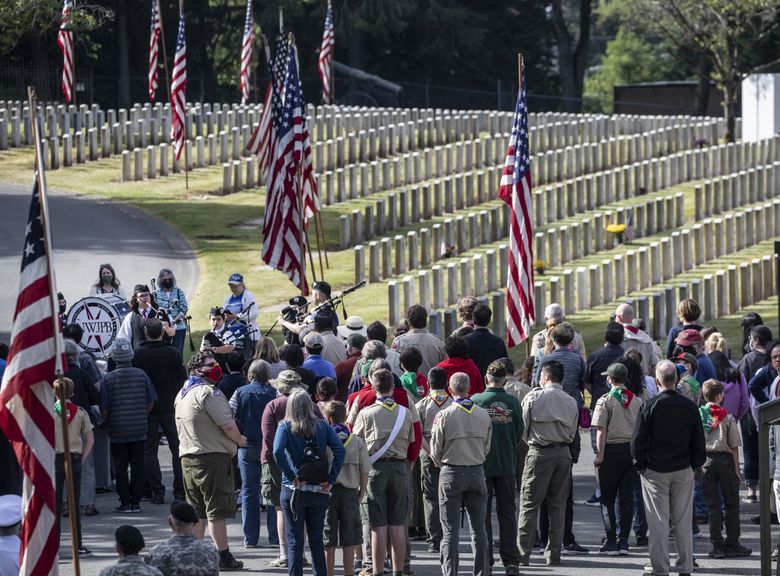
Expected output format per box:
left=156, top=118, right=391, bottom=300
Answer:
left=1, top=147, right=776, bottom=367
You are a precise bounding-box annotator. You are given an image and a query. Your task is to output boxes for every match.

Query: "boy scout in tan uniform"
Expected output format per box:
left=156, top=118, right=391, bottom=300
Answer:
left=352, top=368, right=416, bottom=576
left=415, top=367, right=452, bottom=553
left=517, top=360, right=578, bottom=567
left=591, top=362, right=642, bottom=555
left=430, top=372, right=492, bottom=576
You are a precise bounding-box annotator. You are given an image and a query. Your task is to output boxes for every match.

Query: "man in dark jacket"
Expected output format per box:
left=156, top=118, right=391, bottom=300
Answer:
left=631, top=360, right=705, bottom=576
left=464, top=304, right=508, bottom=377
left=102, top=338, right=157, bottom=513
left=133, top=319, right=187, bottom=504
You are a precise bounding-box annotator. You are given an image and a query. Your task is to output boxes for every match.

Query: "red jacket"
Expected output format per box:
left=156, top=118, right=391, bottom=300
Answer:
left=347, top=383, right=422, bottom=462
left=437, top=356, right=485, bottom=396
left=335, top=351, right=361, bottom=403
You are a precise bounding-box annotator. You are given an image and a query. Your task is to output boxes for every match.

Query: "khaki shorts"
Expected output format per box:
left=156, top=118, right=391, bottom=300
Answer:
left=181, top=453, right=236, bottom=521
left=324, top=485, right=363, bottom=548
left=367, top=460, right=409, bottom=527
left=261, top=461, right=282, bottom=507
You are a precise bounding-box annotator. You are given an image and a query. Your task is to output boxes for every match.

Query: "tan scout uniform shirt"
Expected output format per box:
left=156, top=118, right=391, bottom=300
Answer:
left=391, top=329, right=447, bottom=375
left=55, top=404, right=94, bottom=454
left=591, top=388, right=642, bottom=444
left=353, top=399, right=416, bottom=460
left=333, top=434, right=371, bottom=490
left=521, top=383, right=578, bottom=446
left=705, top=413, right=741, bottom=453
left=504, top=379, right=532, bottom=406
left=430, top=400, right=492, bottom=466
left=416, top=390, right=453, bottom=442
left=175, top=383, right=237, bottom=457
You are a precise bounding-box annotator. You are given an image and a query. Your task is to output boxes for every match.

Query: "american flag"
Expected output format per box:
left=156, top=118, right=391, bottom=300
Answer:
left=148, top=0, right=162, bottom=102
left=240, top=0, right=253, bottom=105
left=246, top=36, right=275, bottom=174
left=272, top=34, right=289, bottom=90
left=1, top=148, right=65, bottom=575
left=171, top=14, right=187, bottom=161
left=57, top=0, right=75, bottom=104
left=262, top=39, right=308, bottom=294
left=624, top=213, right=636, bottom=241
left=318, top=0, right=335, bottom=104
left=498, top=61, right=534, bottom=347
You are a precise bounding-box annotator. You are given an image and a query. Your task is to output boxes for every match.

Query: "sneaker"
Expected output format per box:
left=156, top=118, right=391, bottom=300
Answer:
left=151, top=494, right=165, bottom=505
left=130, top=505, right=142, bottom=513
left=742, top=494, right=758, bottom=504
left=218, top=552, right=244, bottom=571
left=77, top=547, right=92, bottom=558
left=114, top=504, right=131, bottom=513
left=545, top=556, right=560, bottom=566
left=244, top=543, right=260, bottom=549
left=401, top=569, right=415, bottom=576
left=505, top=564, right=520, bottom=576
left=353, top=559, right=363, bottom=573
left=618, top=540, right=629, bottom=555
left=427, top=542, right=439, bottom=553
left=303, top=557, right=310, bottom=567
left=562, top=542, right=588, bottom=555
left=141, top=491, right=154, bottom=502
left=772, top=547, right=779, bottom=559
left=692, top=530, right=703, bottom=539
left=724, top=542, right=752, bottom=557
left=84, top=505, right=99, bottom=516
left=383, top=559, right=392, bottom=573
left=268, top=557, right=288, bottom=568
left=708, top=545, right=726, bottom=559
left=599, top=542, right=620, bottom=556
left=636, top=535, right=649, bottom=546
left=751, top=513, right=779, bottom=524
left=584, top=493, right=600, bottom=506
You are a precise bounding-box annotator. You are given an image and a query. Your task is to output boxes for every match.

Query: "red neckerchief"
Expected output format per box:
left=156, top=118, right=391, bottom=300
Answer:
left=624, top=324, right=639, bottom=335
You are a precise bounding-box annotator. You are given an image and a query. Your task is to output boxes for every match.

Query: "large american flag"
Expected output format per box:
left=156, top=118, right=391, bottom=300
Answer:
left=0, top=152, right=64, bottom=575
left=148, top=0, right=162, bottom=102
left=57, top=0, right=75, bottom=104
left=317, top=0, right=335, bottom=104
left=498, top=62, right=534, bottom=347
left=262, top=40, right=308, bottom=294
left=171, top=14, right=187, bottom=160
left=240, top=0, right=253, bottom=105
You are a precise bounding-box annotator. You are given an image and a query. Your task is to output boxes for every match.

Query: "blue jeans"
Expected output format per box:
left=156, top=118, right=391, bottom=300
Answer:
left=238, top=448, right=278, bottom=546
left=281, top=486, right=329, bottom=576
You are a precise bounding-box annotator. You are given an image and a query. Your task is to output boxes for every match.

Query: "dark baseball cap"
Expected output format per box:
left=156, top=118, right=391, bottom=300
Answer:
left=289, top=295, right=308, bottom=307
left=312, top=281, right=331, bottom=297
left=228, top=273, right=244, bottom=284
left=676, top=328, right=703, bottom=346
left=601, top=363, right=628, bottom=381
left=486, top=360, right=507, bottom=378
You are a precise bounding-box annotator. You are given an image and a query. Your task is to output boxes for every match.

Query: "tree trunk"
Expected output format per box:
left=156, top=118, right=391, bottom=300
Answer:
left=117, top=0, right=130, bottom=108
left=722, top=82, right=737, bottom=143
left=31, top=36, right=52, bottom=100
left=694, top=55, right=712, bottom=117
left=550, top=0, right=592, bottom=113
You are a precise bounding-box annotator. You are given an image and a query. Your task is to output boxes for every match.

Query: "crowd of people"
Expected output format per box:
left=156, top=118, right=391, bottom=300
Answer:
left=0, top=264, right=777, bottom=576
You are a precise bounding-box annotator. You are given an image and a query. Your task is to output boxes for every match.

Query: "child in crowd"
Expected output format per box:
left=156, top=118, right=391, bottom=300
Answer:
left=675, top=353, right=701, bottom=404
left=323, top=402, right=370, bottom=576
left=54, top=377, right=94, bottom=558
left=700, top=379, right=751, bottom=559
left=399, top=348, right=429, bottom=402
left=317, top=377, right=338, bottom=411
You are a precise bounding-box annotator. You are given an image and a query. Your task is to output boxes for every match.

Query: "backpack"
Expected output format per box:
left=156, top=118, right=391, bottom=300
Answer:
left=298, top=432, right=329, bottom=484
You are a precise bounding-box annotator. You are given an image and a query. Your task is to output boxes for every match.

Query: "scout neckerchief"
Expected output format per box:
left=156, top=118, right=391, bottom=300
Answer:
left=429, top=389, right=450, bottom=408
left=681, top=374, right=700, bottom=400
left=699, top=402, right=728, bottom=433
left=400, top=372, right=423, bottom=401
left=453, top=397, right=475, bottom=414
left=608, top=386, right=635, bottom=409
left=54, top=400, right=78, bottom=424
left=376, top=395, right=397, bottom=411
left=180, top=375, right=212, bottom=398
left=331, top=423, right=353, bottom=447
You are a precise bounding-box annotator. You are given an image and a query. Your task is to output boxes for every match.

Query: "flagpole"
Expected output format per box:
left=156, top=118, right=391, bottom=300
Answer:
left=27, top=86, right=81, bottom=576
left=516, top=53, right=531, bottom=359
left=157, top=0, right=172, bottom=103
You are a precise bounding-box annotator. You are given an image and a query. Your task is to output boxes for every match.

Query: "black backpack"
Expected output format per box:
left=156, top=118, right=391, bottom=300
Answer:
left=298, top=434, right=329, bottom=484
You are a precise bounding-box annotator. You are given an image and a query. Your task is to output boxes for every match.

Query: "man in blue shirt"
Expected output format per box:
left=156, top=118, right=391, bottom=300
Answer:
left=302, top=333, right=337, bottom=380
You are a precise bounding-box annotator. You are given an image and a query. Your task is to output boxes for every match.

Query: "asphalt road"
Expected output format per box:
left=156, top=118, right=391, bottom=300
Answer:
left=0, top=182, right=198, bottom=343
left=58, top=434, right=765, bottom=576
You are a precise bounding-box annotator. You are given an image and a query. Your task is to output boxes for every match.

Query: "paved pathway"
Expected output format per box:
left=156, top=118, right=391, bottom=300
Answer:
left=59, top=434, right=764, bottom=576
left=0, top=182, right=198, bottom=343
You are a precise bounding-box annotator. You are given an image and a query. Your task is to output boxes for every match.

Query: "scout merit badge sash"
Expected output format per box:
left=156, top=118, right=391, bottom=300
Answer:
left=400, top=372, right=423, bottom=401
left=699, top=402, right=728, bottom=433
left=369, top=396, right=406, bottom=464
left=608, top=387, right=635, bottom=409
left=453, top=397, right=475, bottom=413
left=430, top=390, right=450, bottom=408
left=54, top=400, right=78, bottom=423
